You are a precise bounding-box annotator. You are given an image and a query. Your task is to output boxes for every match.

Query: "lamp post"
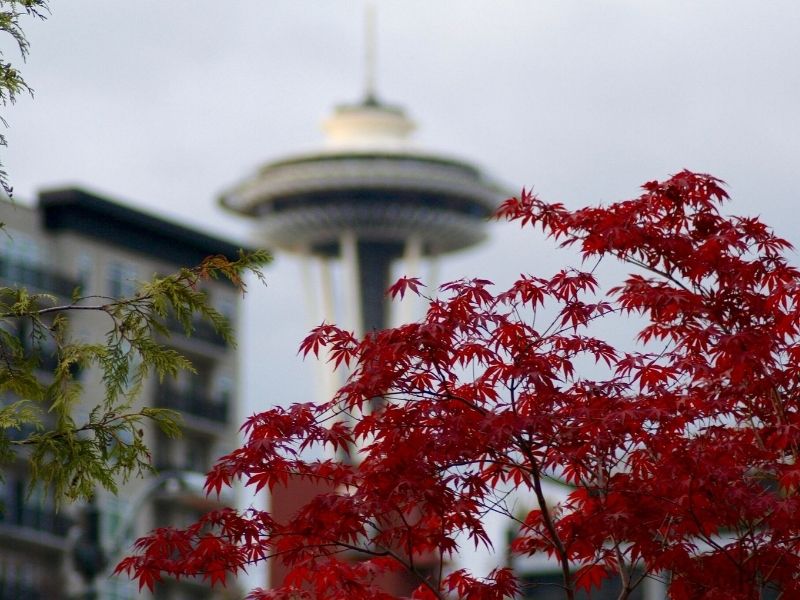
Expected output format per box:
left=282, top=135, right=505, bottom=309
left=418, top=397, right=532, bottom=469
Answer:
left=70, top=470, right=208, bottom=600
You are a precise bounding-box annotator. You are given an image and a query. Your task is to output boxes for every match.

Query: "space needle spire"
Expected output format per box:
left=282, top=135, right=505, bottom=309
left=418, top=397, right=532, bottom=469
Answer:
left=220, top=10, right=502, bottom=337
left=363, top=1, right=378, bottom=104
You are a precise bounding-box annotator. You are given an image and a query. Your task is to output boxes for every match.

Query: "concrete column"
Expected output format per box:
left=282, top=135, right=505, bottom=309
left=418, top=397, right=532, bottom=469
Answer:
left=396, top=234, right=423, bottom=325
left=319, top=256, right=336, bottom=326
left=299, top=248, right=319, bottom=325
left=340, top=231, right=363, bottom=338
left=318, top=255, right=340, bottom=406
left=429, top=252, right=441, bottom=299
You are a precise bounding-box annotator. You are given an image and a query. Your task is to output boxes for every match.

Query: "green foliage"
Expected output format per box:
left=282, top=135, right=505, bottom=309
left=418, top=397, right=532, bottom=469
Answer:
left=0, top=250, right=270, bottom=504
left=0, top=0, right=49, bottom=196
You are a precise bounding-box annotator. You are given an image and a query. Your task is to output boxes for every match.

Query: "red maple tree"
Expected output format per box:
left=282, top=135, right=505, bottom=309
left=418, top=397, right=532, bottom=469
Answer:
left=117, top=171, right=800, bottom=599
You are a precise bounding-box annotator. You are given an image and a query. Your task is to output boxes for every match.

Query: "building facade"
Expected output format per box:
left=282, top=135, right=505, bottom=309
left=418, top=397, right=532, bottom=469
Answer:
left=0, top=188, right=246, bottom=600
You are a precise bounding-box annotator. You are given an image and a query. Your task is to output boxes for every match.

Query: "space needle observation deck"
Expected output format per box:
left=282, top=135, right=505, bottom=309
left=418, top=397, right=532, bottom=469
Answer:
left=220, top=93, right=502, bottom=335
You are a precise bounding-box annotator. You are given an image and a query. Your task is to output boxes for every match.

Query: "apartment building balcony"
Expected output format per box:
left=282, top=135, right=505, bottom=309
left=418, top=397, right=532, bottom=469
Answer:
left=155, top=384, right=228, bottom=425
left=0, top=504, right=71, bottom=537
left=0, top=496, right=72, bottom=557
left=0, top=257, right=80, bottom=298
left=163, top=314, right=228, bottom=348
left=0, top=579, right=51, bottom=600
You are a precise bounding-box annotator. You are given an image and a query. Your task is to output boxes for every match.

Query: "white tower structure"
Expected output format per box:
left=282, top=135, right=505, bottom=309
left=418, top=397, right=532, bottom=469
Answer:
left=218, top=15, right=503, bottom=593
left=219, top=95, right=501, bottom=337
left=221, top=4, right=500, bottom=340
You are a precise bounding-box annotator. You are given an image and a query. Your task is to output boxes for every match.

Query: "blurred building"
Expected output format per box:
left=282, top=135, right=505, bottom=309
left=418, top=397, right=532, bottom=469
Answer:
left=0, top=188, right=245, bottom=600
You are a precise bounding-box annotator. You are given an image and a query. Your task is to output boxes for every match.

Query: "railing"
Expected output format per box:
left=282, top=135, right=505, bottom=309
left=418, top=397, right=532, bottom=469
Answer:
left=0, top=503, right=72, bottom=537
left=0, top=257, right=81, bottom=297
left=163, top=315, right=228, bottom=347
left=0, top=581, right=45, bottom=600
left=155, top=384, right=228, bottom=424
left=153, top=457, right=211, bottom=475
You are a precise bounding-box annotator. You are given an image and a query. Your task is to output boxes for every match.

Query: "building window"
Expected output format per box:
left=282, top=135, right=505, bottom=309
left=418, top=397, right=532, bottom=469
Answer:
left=185, top=435, right=211, bottom=474
left=96, top=496, right=137, bottom=599
left=106, top=260, right=138, bottom=298
left=0, top=555, right=46, bottom=600
left=0, top=229, right=43, bottom=286
left=214, top=374, right=234, bottom=405
left=0, top=477, right=68, bottom=537
left=216, top=296, right=236, bottom=327
left=77, top=252, right=93, bottom=295
left=101, top=577, right=136, bottom=600
left=0, top=478, right=14, bottom=524
left=0, top=229, right=42, bottom=265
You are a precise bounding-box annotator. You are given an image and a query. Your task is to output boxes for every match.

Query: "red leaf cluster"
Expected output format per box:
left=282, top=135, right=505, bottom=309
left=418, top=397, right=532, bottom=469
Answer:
left=120, top=172, right=800, bottom=599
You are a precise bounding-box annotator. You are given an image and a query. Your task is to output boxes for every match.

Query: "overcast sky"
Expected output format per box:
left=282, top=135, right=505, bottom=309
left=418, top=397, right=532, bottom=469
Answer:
left=3, top=0, right=800, bottom=586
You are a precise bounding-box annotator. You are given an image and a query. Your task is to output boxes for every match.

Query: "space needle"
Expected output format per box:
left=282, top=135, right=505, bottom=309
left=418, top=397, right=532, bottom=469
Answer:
left=219, top=19, right=501, bottom=341
left=218, top=11, right=503, bottom=592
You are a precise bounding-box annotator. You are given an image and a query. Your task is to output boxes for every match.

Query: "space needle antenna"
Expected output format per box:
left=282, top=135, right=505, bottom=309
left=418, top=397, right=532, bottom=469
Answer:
left=364, top=1, right=378, bottom=104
